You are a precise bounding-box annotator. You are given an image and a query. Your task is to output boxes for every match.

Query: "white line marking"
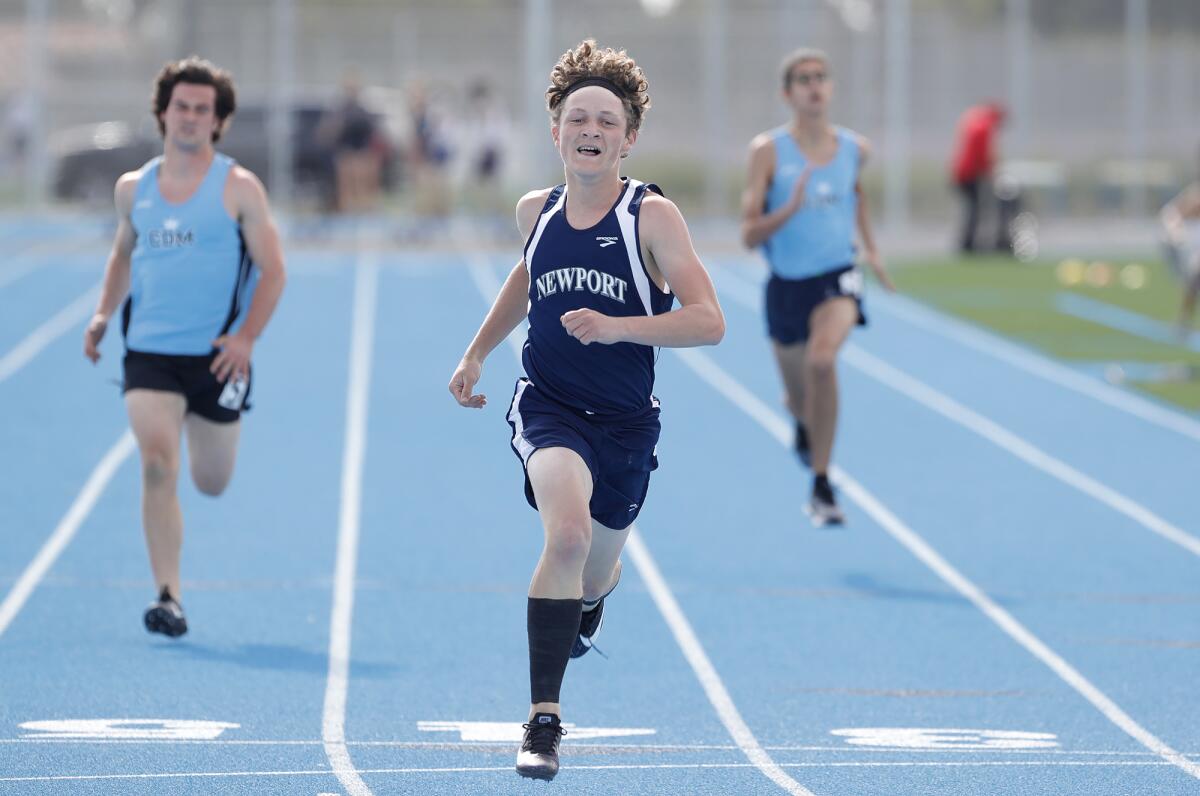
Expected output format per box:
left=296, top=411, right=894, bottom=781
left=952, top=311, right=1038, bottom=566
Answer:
left=625, top=529, right=816, bottom=796
left=710, top=259, right=1200, bottom=443
left=0, top=239, right=97, bottom=290
left=876, top=291, right=1200, bottom=444
left=707, top=265, right=1200, bottom=559
left=463, top=255, right=527, bottom=358
left=829, top=727, right=1057, bottom=750
left=465, top=254, right=815, bottom=796
left=673, top=346, right=1200, bottom=781
left=19, top=719, right=238, bottom=740
left=842, top=344, right=1200, bottom=559
left=0, top=256, right=48, bottom=291
left=3, top=737, right=1194, bottom=757
left=1055, top=292, right=1200, bottom=353
left=321, top=255, right=378, bottom=796
left=0, top=430, right=135, bottom=639
left=0, top=759, right=1189, bottom=783
left=0, top=285, right=99, bottom=384
left=417, top=720, right=655, bottom=742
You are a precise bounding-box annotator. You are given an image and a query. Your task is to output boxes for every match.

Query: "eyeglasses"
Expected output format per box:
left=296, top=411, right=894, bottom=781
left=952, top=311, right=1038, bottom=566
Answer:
left=791, top=72, right=828, bottom=87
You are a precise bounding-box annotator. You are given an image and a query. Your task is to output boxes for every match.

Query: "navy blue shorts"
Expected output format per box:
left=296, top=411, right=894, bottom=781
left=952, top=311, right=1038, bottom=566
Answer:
left=766, top=265, right=867, bottom=345
left=506, top=378, right=660, bottom=530
left=123, top=349, right=252, bottom=423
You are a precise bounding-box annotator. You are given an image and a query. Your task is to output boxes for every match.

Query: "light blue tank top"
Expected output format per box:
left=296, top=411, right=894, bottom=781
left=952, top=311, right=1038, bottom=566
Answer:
left=124, top=153, right=257, bottom=355
left=762, top=126, right=860, bottom=280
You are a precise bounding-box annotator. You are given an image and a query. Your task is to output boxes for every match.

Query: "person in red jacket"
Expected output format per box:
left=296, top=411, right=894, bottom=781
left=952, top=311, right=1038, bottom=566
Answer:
left=952, top=102, right=1006, bottom=253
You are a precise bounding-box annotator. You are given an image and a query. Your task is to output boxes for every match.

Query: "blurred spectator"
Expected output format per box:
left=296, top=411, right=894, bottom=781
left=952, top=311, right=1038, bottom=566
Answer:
left=951, top=102, right=1006, bottom=254
left=1160, top=149, right=1200, bottom=337
left=3, top=89, right=34, bottom=169
left=456, top=80, right=511, bottom=215
left=407, top=82, right=453, bottom=218
left=318, top=74, right=386, bottom=213
left=467, top=81, right=509, bottom=185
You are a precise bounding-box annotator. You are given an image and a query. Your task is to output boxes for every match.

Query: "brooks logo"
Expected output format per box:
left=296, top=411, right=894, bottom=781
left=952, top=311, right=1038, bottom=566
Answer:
left=596, top=236, right=619, bottom=248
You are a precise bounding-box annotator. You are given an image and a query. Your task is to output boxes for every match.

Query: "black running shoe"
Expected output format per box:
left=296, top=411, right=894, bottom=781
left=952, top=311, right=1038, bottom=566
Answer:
left=570, top=599, right=605, bottom=659
left=516, top=712, right=566, bottom=781
left=794, top=421, right=811, bottom=468
left=805, top=476, right=845, bottom=528
left=143, top=587, right=188, bottom=637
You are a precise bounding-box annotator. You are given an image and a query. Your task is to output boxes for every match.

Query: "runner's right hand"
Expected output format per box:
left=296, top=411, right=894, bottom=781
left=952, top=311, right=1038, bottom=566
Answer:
left=787, top=165, right=814, bottom=213
left=449, top=358, right=486, bottom=408
left=84, top=315, right=108, bottom=364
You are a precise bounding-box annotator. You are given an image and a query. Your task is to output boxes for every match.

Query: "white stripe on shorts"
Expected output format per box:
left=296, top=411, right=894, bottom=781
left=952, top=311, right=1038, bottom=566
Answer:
left=507, top=380, right=536, bottom=464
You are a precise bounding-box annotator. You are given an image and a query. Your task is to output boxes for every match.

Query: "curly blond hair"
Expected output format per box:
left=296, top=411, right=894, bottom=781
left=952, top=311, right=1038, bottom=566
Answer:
left=546, top=40, right=651, bottom=133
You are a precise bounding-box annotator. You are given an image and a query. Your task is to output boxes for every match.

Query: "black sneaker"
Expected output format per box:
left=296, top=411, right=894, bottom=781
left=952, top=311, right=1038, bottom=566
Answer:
left=805, top=476, right=845, bottom=528
left=516, top=712, right=566, bottom=781
left=570, top=599, right=605, bottom=659
left=143, top=587, right=188, bottom=637
left=794, top=421, right=811, bottom=468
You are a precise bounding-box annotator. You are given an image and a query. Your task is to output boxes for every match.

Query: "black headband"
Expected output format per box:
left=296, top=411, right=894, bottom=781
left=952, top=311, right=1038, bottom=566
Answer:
left=562, top=77, right=626, bottom=101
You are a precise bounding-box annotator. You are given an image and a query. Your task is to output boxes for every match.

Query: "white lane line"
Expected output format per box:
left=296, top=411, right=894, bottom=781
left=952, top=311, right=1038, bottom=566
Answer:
left=0, top=254, right=49, bottom=291
left=1055, top=292, right=1200, bottom=353
left=5, top=737, right=1195, bottom=758
left=707, top=266, right=1200, bottom=560
left=0, top=759, right=1189, bottom=783
left=674, top=345, right=1200, bottom=782
left=876, top=292, right=1200, bottom=444
left=321, top=255, right=378, bottom=796
left=625, top=529, right=816, bottom=796
left=463, top=254, right=528, bottom=356
left=842, top=344, right=1200, bottom=560
left=0, top=285, right=99, bottom=384
left=465, top=254, right=816, bottom=796
left=0, top=239, right=98, bottom=291
left=710, top=258, right=1200, bottom=443
left=0, top=431, right=136, bottom=639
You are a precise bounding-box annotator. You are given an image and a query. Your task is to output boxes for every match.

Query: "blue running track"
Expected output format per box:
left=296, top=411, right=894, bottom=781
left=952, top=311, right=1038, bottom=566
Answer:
left=1, top=232, right=1197, bottom=795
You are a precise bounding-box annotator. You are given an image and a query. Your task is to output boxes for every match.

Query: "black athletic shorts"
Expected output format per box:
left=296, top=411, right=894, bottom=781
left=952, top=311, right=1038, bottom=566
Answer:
left=122, top=349, right=252, bottom=423
left=766, top=265, right=867, bottom=346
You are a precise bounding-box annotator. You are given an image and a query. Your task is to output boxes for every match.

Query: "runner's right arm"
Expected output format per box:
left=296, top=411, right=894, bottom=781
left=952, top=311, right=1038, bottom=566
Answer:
left=448, top=189, right=545, bottom=408
left=740, top=134, right=809, bottom=249
left=84, top=173, right=138, bottom=364
left=1161, top=185, right=1200, bottom=246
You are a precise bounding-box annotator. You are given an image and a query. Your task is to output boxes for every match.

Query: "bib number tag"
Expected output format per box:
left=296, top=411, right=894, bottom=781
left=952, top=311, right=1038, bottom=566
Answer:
left=217, top=376, right=249, bottom=411
left=838, top=269, right=864, bottom=297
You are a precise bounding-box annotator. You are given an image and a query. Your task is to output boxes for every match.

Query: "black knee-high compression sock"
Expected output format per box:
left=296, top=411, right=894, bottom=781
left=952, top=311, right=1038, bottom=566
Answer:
left=527, top=597, right=583, bottom=705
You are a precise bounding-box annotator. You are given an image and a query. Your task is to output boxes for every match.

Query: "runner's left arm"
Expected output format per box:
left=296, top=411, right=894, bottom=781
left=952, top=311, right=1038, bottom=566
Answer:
left=853, top=136, right=895, bottom=293
left=212, top=167, right=287, bottom=382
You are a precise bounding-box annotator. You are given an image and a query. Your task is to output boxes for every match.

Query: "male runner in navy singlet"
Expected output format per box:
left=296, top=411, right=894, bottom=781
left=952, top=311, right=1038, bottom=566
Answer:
left=83, top=57, right=286, bottom=637
left=449, top=40, right=724, bottom=781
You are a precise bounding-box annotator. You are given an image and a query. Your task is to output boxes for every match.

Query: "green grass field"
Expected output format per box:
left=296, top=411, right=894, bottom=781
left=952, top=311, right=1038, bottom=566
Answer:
left=892, top=255, right=1200, bottom=412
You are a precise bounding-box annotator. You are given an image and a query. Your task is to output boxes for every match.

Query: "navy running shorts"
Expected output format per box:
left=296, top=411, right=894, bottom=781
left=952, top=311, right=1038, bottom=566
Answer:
left=123, top=349, right=252, bottom=423
left=506, top=377, right=660, bottom=531
left=765, top=264, right=867, bottom=346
